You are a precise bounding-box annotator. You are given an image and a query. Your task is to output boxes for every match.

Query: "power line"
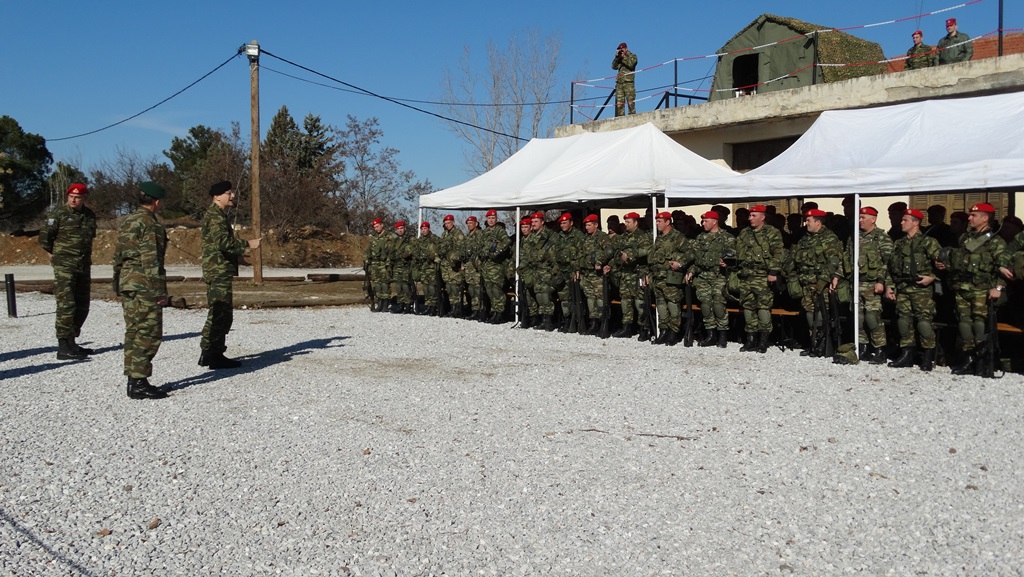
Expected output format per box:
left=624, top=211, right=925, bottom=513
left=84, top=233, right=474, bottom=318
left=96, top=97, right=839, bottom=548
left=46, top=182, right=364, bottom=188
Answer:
left=46, top=50, right=243, bottom=142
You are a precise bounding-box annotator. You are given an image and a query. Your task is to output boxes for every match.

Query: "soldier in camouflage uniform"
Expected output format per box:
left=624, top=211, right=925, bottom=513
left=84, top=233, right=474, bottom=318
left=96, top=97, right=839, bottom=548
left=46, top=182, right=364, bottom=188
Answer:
left=364, top=217, right=393, bottom=313
left=515, top=217, right=536, bottom=328
left=648, top=212, right=692, bottom=346
left=789, top=209, right=844, bottom=357
left=686, top=210, right=735, bottom=348
left=840, top=207, right=894, bottom=364
left=480, top=210, right=513, bottom=323
left=735, top=205, right=785, bottom=354
left=937, top=203, right=1007, bottom=376
left=112, top=182, right=170, bottom=400
left=885, top=209, right=942, bottom=371
left=936, top=18, right=973, bottom=65
left=38, top=182, right=97, bottom=360
left=386, top=221, right=415, bottom=313
left=524, top=212, right=559, bottom=331
left=578, top=214, right=614, bottom=335
left=413, top=221, right=440, bottom=315
left=905, top=30, right=937, bottom=70
left=997, top=228, right=1024, bottom=282
left=610, top=212, right=652, bottom=339
left=554, top=212, right=586, bottom=331
left=461, top=216, right=485, bottom=319
left=437, top=214, right=466, bottom=317
left=199, top=181, right=260, bottom=370
left=611, top=42, right=638, bottom=116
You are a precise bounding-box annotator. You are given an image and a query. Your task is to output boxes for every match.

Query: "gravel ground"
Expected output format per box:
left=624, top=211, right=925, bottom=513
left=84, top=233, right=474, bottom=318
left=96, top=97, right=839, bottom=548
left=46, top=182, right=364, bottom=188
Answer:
left=2, top=292, right=1023, bottom=576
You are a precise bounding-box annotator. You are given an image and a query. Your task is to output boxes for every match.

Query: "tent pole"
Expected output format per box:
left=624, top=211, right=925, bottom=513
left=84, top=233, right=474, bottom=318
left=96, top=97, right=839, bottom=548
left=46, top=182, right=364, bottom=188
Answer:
left=852, top=194, right=861, bottom=356
left=417, top=206, right=423, bottom=238
left=514, top=207, right=521, bottom=326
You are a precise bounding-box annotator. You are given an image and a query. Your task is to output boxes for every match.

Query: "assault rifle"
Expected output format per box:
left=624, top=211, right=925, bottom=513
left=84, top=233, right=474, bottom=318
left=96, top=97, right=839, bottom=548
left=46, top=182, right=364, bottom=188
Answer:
left=516, top=276, right=528, bottom=327
left=812, top=290, right=833, bottom=357
left=642, top=276, right=658, bottom=342
left=683, top=280, right=695, bottom=347
left=572, top=275, right=587, bottom=334
left=435, top=264, right=449, bottom=317
left=828, top=288, right=843, bottom=354
left=363, top=267, right=375, bottom=311
left=598, top=272, right=611, bottom=339
left=977, top=299, right=1001, bottom=379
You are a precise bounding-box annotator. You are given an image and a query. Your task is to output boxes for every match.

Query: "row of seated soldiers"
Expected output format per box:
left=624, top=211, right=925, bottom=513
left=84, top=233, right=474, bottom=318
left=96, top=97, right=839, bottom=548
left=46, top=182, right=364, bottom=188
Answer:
left=363, top=203, right=1024, bottom=378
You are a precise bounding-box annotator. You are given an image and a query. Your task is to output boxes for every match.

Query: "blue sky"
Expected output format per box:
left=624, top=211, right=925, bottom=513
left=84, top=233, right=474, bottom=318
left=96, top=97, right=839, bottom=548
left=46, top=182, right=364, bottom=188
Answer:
left=2, top=0, right=1018, bottom=193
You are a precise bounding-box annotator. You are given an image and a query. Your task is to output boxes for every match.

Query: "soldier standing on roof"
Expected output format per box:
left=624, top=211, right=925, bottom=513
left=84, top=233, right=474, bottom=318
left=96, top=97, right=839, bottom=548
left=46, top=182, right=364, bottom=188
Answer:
left=612, top=42, right=638, bottom=116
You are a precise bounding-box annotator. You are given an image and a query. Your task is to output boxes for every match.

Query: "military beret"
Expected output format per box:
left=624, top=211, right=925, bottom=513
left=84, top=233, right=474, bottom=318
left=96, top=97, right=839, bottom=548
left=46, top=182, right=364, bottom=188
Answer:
left=623, top=212, right=641, bottom=220
left=946, top=18, right=956, bottom=26
left=912, top=30, right=923, bottom=37
left=520, top=217, right=532, bottom=225
left=138, top=181, right=166, bottom=199
left=485, top=209, right=498, bottom=217
left=618, top=42, right=628, bottom=49
left=530, top=211, right=545, bottom=220
left=655, top=211, right=672, bottom=221
left=420, top=221, right=430, bottom=228
left=860, top=207, right=878, bottom=216
left=443, top=214, right=455, bottom=222
left=466, top=216, right=478, bottom=223
left=904, top=208, right=925, bottom=220
left=371, top=217, right=383, bottom=226
left=970, top=203, right=995, bottom=213
left=583, top=214, right=599, bottom=223
left=701, top=211, right=719, bottom=220
left=558, top=213, right=573, bottom=222
left=804, top=209, right=827, bottom=218
left=209, top=180, right=232, bottom=196
left=749, top=205, right=767, bottom=213
left=394, top=220, right=406, bottom=228
left=66, top=183, right=88, bottom=196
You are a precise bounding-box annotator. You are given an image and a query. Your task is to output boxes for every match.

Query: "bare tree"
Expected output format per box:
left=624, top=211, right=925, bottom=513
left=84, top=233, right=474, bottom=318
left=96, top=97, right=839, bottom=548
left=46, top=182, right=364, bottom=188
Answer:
left=439, top=29, right=568, bottom=176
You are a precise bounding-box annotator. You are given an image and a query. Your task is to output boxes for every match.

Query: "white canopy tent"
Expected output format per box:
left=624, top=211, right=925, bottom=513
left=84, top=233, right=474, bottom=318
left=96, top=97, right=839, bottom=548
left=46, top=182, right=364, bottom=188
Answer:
left=419, top=123, right=736, bottom=210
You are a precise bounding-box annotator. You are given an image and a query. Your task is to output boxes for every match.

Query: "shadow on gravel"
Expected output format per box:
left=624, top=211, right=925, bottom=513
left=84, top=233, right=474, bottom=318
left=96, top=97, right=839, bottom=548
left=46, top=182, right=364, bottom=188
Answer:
left=161, top=336, right=350, bottom=392
left=0, top=345, right=54, bottom=364
left=0, top=507, right=99, bottom=576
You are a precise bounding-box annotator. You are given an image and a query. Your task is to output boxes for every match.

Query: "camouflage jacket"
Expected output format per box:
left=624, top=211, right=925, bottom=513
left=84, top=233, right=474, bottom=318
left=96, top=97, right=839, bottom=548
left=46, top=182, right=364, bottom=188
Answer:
left=791, top=227, right=844, bottom=283
left=364, top=230, right=393, bottom=270
left=201, top=203, right=247, bottom=282
left=998, top=230, right=1024, bottom=273
left=38, top=202, right=97, bottom=273
left=555, top=227, right=586, bottom=272
left=648, top=227, right=691, bottom=279
left=611, top=228, right=653, bottom=276
left=113, top=206, right=167, bottom=297
left=387, top=233, right=415, bottom=273
left=611, top=52, right=638, bottom=84
left=460, top=227, right=484, bottom=266
left=437, top=226, right=465, bottom=269
left=888, top=233, right=941, bottom=287
left=845, top=227, right=894, bottom=285
left=937, top=31, right=973, bottom=64
left=481, top=224, right=512, bottom=263
left=905, top=44, right=936, bottom=69
left=735, top=225, right=785, bottom=276
left=579, top=230, right=613, bottom=274
left=522, top=227, right=558, bottom=273
left=691, top=229, right=736, bottom=278
left=413, top=233, right=439, bottom=270
left=946, top=226, right=1006, bottom=288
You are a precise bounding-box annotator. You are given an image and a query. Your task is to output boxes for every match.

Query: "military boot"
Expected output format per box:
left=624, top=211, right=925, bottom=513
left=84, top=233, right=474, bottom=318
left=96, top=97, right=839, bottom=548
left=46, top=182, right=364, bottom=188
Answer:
left=127, top=377, right=168, bottom=400
left=376, top=298, right=389, bottom=313
left=531, top=315, right=545, bottom=330
left=739, top=333, right=756, bottom=352
left=717, top=330, right=728, bottom=348
left=487, top=311, right=503, bottom=324
left=612, top=323, right=636, bottom=338
left=653, top=330, right=668, bottom=345
left=756, top=331, right=770, bottom=354
left=858, top=344, right=874, bottom=362
left=888, top=346, right=916, bottom=368
left=518, top=315, right=532, bottom=329
left=950, top=352, right=978, bottom=375
left=919, top=348, right=936, bottom=372
left=57, top=338, right=87, bottom=361
left=70, top=337, right=94, bottom=355
left=698, top=329, right=717, bottom=347
left=541, top=315, right=556, bottom=332
left=585, top=319, right=599, bottom=335
left=868, top=347, right=887, bottom=365
left=664, top=330, right=680, bottom=346
left=637, top=326, right=651, bottom=342
left=208, top=352, right=242, bottom=370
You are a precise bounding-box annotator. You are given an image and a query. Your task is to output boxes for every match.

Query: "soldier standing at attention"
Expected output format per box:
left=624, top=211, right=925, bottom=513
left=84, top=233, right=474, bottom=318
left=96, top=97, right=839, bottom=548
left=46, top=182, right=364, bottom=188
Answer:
left=526, top=212, right=559, bottom=331
left=840, top=207, right=894, bottom=364
left=554, top=212, right=586, bottom=331
left=937, top=18, right=973, bottom=65
left=112, top=182, right=170, bottom=400
left=790, top=209, right=844, bottom=357
left=611, top=212, right=652, bottom=339
left=937, top=203, right=1007, bottom=376
left=414, top=221, right=440, bottom=315
left=481, top=210, right=512, bottom=323
left=198, top=181, right=260, bottom=370
left=648, top=212, right=691, bottom=346
left=905, top=30, right=937, bottom=70
left=39, top=182, right=97, bottom=360
left=365, top=217, right=392, bottom=313
left=885, top=209, right=941, bottom=371
left=687, top=210, right=735, bottom=348
left=579, top=214, right=613, bottom=335
left=437, top=215, right=466, bottom=317
left=735, top=205, right=785, bottom=354
left=516, top=217, right=537, bottom=328
left=611, top=42, right=638, bottom=116
left=461, top=215, right=485, bottom=320
left=387, top=221, right=415, bottom=313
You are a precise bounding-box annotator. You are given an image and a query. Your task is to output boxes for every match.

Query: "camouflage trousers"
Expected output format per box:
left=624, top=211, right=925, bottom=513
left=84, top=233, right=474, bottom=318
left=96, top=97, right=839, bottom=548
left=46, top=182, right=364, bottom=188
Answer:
left=390, top=266, right=413, bottom=305
left=415, top=265, right=438, bottom=307
left=463, top=261, right=484, bottom=312
left=616, top=272, right=644, bottom=325
left=954, top=286, right=994, bottom=352
left=122, top=292, right=163, bottom=378
left=615, top=81, right=636, bottom=116
left=856, top=282, right=886, bottom=347
left=53, top=268, right=91, bottom=339
left=369, top=263, right=390, bottom=303
left=693, top=275, right=728, bottom=330
left=554, top=269, right=574, bottom=317
left=441, top=264, right=464, bottom=309
left=580, top=271, right=605, bottom=320
left=201, top=280, right=233, bottom=353
left=481, top=261, right=508, bottom=314
left=894, top=286, right=936, bottom=349
left=526, top=271, right=556, bottom=316
left=738, top=273, right=774, bottom=333
left=652, top=276, right=683, bottom=332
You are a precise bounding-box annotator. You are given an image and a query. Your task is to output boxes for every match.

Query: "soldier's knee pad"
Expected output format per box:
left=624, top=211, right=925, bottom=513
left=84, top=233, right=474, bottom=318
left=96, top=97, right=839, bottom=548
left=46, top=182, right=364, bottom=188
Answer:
left=916, top=321, right=935, bottom=340
left=863, top=311, right=881, bottom=331
left=757, top=310, right=772, bottom=326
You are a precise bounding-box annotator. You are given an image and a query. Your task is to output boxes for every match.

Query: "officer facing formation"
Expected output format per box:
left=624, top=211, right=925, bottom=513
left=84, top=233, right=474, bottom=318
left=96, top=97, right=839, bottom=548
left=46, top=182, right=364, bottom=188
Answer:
left=735, top=205, right=785, bottom=353
left=648, top=211, right=692, bottom=346
left=687, top=210, right=735, bottom=348
left=841, top=207, right=894, bottom=364
left=885, top=209, right=942, bottom=371
left=611, top=211, right=652, bottom=339
left=789, top=209, right=844, bottom=357
left=198, top=180, right=261, bottom=370
left=112, top=182, right=170, bottom=400
left=365, top=217, right=393, bottom=312
left=39, top=183, right=97, bottom=360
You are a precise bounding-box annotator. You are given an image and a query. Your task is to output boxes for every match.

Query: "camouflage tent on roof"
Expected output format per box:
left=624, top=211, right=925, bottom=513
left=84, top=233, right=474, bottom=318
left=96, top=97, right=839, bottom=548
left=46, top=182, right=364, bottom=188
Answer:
left=708, top=14, right=886, bottom=102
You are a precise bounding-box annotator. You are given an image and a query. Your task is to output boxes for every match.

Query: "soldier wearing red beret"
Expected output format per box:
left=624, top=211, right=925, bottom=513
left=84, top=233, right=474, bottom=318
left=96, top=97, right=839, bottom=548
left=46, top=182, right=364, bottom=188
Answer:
left=610, top=211, right=653, bottom=339
left=885, top=209, right=942, bottom=370
left=364, top=217, right=393, bottom=312
left=734, top=205, right=786, bottom=353
left=436, top=214, right=466, bottom=317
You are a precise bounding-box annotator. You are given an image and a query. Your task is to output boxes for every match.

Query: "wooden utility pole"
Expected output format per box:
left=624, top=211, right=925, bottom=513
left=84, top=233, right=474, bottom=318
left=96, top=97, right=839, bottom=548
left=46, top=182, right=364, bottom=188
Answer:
left=246, top=40, right=263, bottom=283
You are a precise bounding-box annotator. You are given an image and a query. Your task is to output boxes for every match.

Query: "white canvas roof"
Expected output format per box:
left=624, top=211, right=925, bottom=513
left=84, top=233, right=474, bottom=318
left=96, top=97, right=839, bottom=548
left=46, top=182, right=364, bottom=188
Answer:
left=420, top=123, right=735, bottom=210
left=665, top=91, right=1024, bottom=200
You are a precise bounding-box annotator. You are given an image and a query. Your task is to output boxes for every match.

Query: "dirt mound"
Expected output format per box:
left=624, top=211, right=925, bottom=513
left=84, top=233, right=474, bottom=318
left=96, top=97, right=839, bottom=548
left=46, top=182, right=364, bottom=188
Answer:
left=0, top=227, right=368, bottom=268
